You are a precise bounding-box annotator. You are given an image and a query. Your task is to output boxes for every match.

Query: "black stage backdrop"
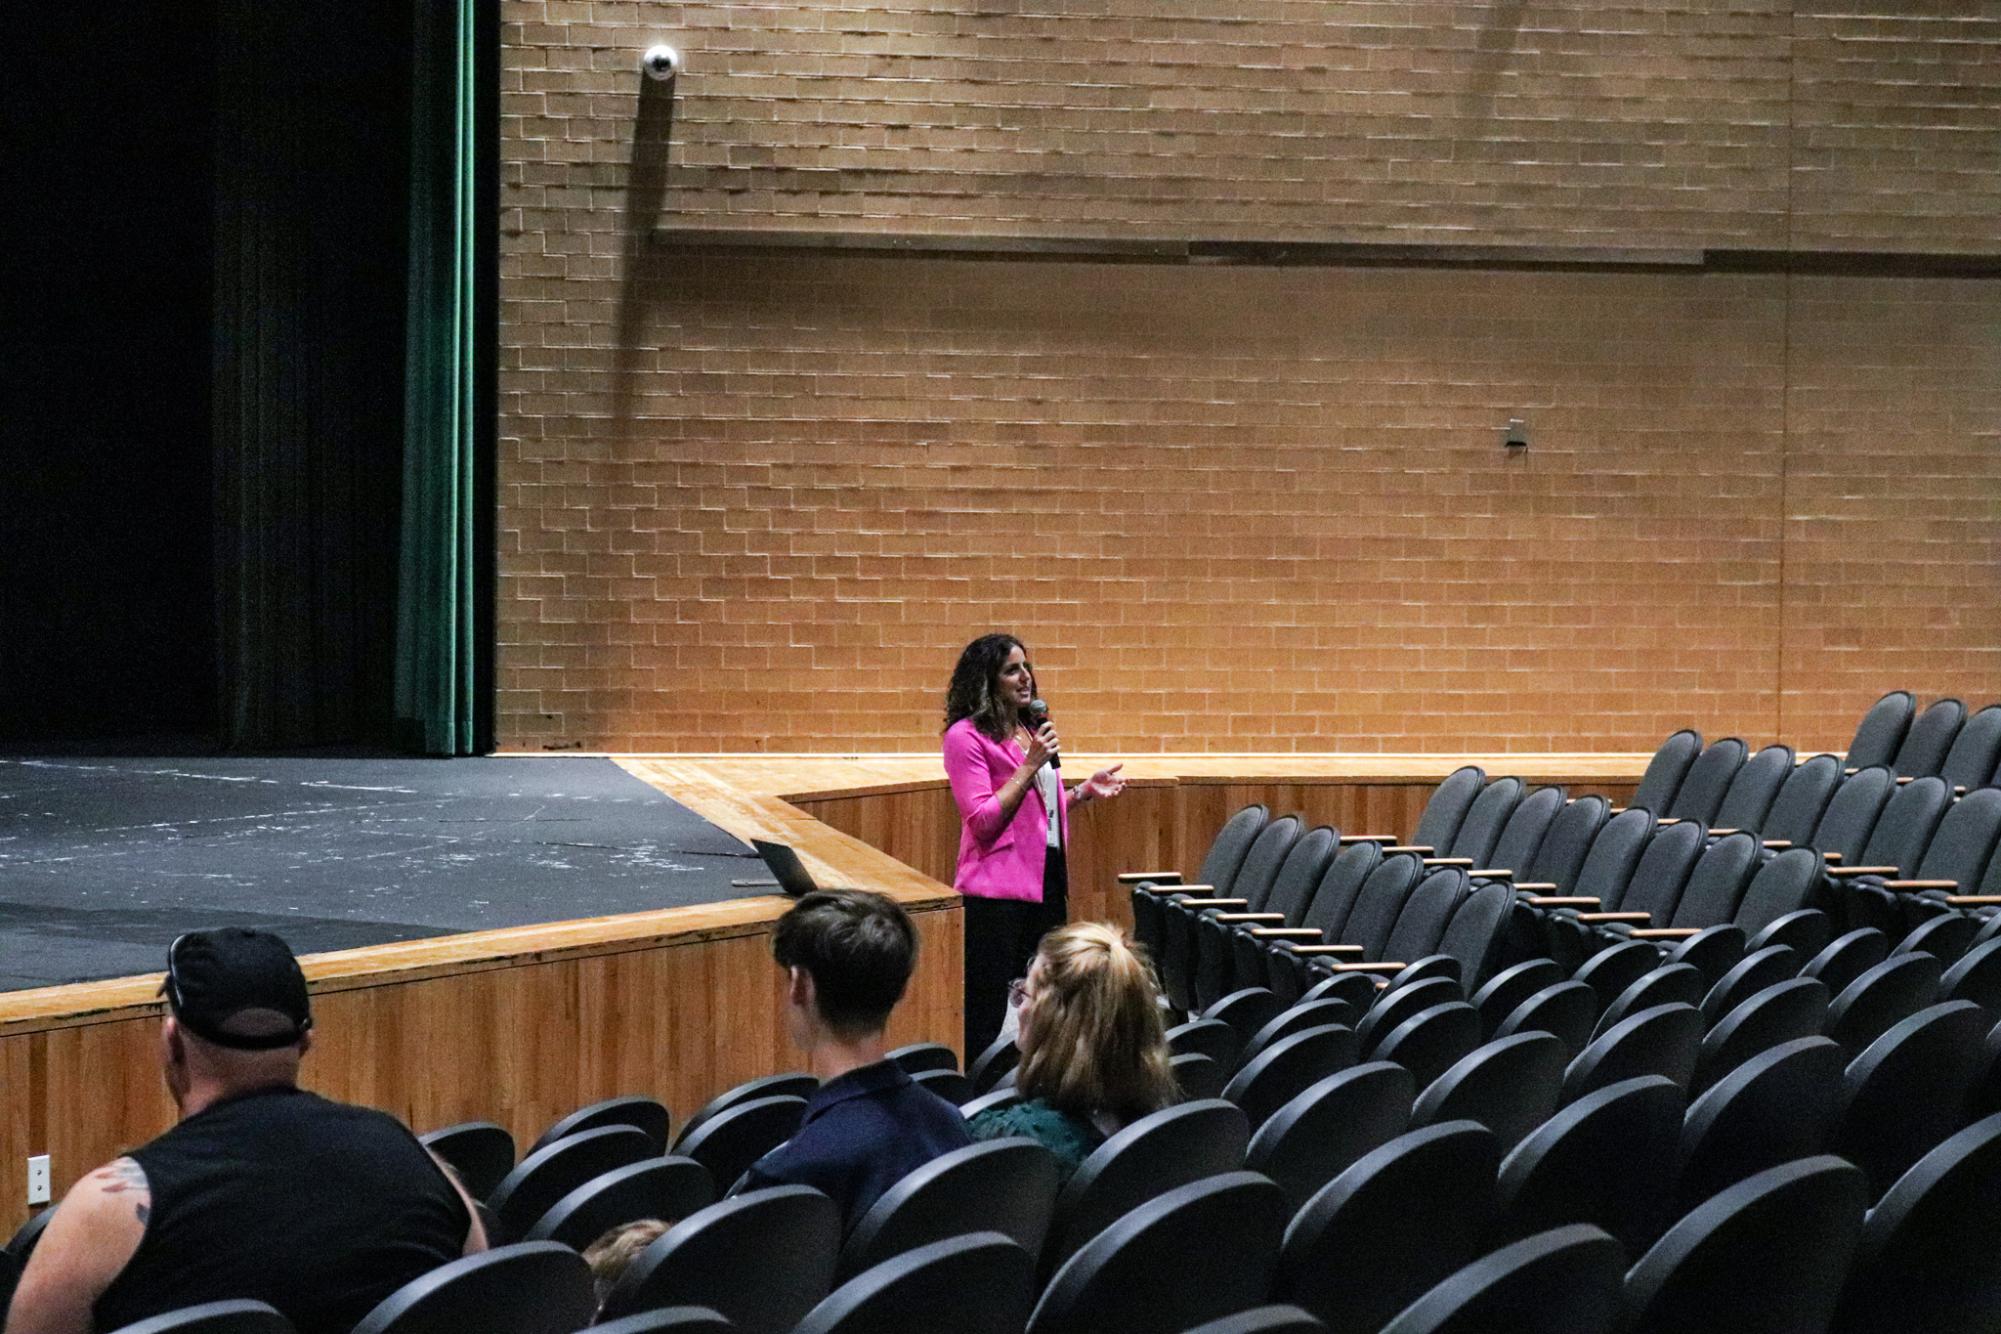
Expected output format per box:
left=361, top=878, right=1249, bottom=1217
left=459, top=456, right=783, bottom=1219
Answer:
left=5, top=4, right=494, bottom=752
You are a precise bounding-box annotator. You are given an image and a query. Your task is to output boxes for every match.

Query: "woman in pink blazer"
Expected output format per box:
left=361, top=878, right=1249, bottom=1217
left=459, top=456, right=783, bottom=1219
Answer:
left=943, top=633, right=1125, bottom=1057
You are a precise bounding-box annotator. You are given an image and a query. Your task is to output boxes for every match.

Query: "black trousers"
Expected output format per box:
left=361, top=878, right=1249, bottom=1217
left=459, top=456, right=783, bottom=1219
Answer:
left=963, top=849, right=1069, bottom=1059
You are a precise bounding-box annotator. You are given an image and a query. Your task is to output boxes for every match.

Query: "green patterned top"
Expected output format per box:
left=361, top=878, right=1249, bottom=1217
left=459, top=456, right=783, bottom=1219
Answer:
left=967, top=1098, right=1108, bottom=1184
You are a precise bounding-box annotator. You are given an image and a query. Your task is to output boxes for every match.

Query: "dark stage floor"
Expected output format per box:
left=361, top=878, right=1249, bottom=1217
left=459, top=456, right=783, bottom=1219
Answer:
left=0, top=757, right=763, bottom=993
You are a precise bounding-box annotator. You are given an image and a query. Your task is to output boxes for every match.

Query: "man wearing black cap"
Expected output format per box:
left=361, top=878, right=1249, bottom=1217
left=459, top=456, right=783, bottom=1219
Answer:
left=6, top=929, right=485, bottom=1334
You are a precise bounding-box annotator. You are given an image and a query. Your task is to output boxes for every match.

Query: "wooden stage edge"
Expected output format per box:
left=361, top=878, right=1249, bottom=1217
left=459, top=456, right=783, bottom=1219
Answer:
left=0, top=753, right=1642, bottom=1223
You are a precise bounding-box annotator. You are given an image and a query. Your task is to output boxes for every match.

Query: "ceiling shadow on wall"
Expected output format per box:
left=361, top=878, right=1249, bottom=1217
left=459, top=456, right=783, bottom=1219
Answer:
left=1463, top=0, right=1530, bottom=118
left=610, top=79, right=678, bottom=435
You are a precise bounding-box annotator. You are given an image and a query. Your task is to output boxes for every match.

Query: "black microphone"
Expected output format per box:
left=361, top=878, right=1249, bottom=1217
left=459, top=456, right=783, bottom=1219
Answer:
left=1028, top=698, right=1060, bottom=769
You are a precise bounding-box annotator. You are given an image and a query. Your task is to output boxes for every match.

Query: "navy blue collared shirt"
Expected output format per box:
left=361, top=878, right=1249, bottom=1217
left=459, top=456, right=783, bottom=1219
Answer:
left=738, top=1058, right=972, bottom=1232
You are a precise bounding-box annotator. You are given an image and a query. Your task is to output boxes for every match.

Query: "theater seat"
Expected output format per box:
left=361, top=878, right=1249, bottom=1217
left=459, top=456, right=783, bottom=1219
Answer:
left=417, top=1121, right=515, bottom=1202
left=1029, top=1172, right=1286, bottom=1334
left=349, top=1241, right=595, bottom=1334
left=1623, top=1157, right=1866, bottom=1334
left=1380, top=1224, right=1624, bottom=1334
left=1244, top=1062, right=1415, bottom=1215
left=838, top=1139, right=1058, bottom=1281
left=599, top=1186, right=840, bottom=1334
left=522, top=1155, right=715, bottom=1250
left=103, top=1301, right=297, bottom=1334
left=798, top=1233, right=1035, bottom=1334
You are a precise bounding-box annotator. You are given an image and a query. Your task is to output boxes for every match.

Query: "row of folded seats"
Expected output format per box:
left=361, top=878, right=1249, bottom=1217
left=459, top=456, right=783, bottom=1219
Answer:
left=39, top=934, right=2001, bottom=1333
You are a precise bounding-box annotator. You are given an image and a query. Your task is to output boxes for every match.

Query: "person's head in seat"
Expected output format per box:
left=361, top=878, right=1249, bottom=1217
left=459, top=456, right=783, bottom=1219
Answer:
left=773, top=888, right=919, bottom=1073
left=6, top=928, right=485, bottom=1334
left=159, top=926, right=315, bottom=1116
left=738, top=888, right=972, bottom=1233
left=1016, top=923, right=1177, bottom=1127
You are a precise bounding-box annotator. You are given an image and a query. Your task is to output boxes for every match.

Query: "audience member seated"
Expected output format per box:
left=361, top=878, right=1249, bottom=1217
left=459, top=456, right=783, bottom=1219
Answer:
left=584, top=1218, right=670, bottom=1321
left=737, top=890, right=972, bottom=1230
left=966, top=922, right=1178, bottom=1182
left=5, top=929, right=484, bottom=1334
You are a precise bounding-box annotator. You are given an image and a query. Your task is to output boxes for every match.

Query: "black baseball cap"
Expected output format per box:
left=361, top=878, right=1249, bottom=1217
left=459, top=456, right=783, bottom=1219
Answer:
left=164, top=928, right=313, bottom=1050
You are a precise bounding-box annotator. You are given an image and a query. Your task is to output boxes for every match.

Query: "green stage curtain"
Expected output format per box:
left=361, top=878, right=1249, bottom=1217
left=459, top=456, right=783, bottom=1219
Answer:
left=395, top=0, right=481, bottom=756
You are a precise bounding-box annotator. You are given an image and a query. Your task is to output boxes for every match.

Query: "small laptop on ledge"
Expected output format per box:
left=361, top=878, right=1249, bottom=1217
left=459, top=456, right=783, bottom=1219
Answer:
left=735, top=838, right=850, bottom=897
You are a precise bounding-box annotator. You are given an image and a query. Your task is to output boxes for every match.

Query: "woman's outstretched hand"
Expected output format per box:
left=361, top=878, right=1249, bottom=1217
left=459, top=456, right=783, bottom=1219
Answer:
left=1078, top=763, right=1126, bottom=803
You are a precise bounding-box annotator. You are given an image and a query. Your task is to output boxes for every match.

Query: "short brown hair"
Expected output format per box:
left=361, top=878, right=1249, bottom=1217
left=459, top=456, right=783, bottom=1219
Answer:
left=772, top=889, right=919, bottom=1036
left=1016, top=923, right=1178, bottom=1123
left=584, top=1217, right=670, bottom=1311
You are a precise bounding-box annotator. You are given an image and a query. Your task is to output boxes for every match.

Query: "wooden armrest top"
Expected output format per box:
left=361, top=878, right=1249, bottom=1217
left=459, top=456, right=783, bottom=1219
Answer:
left=1164, top=884, right=1218, bottom=896
left=1423, top=857, right=1476, bottom=867
left=1193, top=898, right=1251, bottom=911
left=1823, top=852, right=1842, bottom=863
left=1576, top=912, right=1653, bottom=923
left=1383, top=845, right=1434, bottom=855
left=1710, top=828, right=1741, bottom=837
left=1627, top=928, right=1700, bottom=939
left=1826, top=866, right=1899, bottom=878
left=1328, top=962, right=1408, bottom=973
left=1761, top=840, right=1792, bottom=849
left=1119, top=871, right=1179, bottom=884
left=1470, top=868, right=1513, bottom=879
left=1527, top=896, right=1599, bottom=908
left=1896, top=774, right=1915, bottom=784
left=1513, top=883, right=1559, bottom=893
left=1289, top=944, right=1366, bottom=955
left=1947, top=896, right=2001, bottom=907
left=1882, top=880, right=1958, bottom=891
left=1340, top=834, right=1397, bottom=844
left=1214, top=912, right=1286, bottom=924
left=1251, top=927, right=1324, bottom=939
left=1656, top=817, right=1683, bottom=825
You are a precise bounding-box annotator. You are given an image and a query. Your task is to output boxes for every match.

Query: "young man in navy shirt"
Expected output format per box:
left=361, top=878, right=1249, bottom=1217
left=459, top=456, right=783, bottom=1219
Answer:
left=738, top=889, right=972, bottom=1231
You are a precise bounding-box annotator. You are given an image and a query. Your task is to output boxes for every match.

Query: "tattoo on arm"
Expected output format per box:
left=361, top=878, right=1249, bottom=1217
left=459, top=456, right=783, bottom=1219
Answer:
left=93, top=1156, right=153, bottom=1224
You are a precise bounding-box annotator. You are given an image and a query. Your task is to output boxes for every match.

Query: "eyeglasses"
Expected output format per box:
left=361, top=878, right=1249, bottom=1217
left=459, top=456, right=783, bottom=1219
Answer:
left=1007, top=977, right=1034, bottom=1010
left=164, top=931, right=190, bottom=1012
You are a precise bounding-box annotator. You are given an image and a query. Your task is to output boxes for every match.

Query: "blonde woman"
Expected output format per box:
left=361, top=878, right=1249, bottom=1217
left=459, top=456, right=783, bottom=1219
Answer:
left=967, top=922, right=1178, bottom=1183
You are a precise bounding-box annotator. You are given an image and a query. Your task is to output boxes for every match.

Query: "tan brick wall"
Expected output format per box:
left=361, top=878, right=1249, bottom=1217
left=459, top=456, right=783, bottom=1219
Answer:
left=498, top=3, right=2001, bottom=754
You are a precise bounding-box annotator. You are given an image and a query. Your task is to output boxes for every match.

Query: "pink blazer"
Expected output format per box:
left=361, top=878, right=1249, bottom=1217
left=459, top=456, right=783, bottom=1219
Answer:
left=942, top=717, right=1069, bottom=903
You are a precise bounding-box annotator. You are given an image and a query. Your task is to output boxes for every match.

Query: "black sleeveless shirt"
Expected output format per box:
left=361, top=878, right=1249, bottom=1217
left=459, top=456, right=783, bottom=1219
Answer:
left=95, top=1086, right=469, bottom=1334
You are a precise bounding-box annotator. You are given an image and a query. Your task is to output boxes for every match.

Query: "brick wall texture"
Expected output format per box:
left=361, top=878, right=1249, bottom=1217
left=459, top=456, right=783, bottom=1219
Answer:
left=498, top=1, right=2001, bottom=755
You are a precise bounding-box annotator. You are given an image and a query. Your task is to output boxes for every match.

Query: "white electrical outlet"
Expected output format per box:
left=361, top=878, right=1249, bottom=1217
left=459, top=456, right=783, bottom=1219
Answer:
left=27, top=1154, right=51, bottom=1206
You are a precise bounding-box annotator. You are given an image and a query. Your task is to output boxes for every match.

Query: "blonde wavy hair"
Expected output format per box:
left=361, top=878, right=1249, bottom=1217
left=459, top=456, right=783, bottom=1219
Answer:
left=1015, top=922, right=1178, bottom=1123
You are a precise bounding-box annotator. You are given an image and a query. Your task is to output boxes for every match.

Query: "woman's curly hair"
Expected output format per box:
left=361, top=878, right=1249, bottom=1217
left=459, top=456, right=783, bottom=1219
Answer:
left=943, top=632, right=1029, bottom=741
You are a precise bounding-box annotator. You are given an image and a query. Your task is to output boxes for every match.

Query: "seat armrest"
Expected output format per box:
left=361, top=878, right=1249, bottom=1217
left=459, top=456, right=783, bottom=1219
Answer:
left=1470, top=868, right=1513, bottom=880
left=1422, top=857, right=1476, bottom=867
left=1881, top=880, right=1958, bottom=891
left=1251, top=927, right=1324, bottom=939
left=1627, top=928, right=1699, bottom=939
left=1761, top=840, right=1792, bottom=849
left=1577, top=912, right=1652, bottom=924
left=1326, top=962, right=1408, bottom=974
left=1288, top=944, right=1366, bottom=956
left=1339, top=834, right=1398, bottom=845
left=1526, top=896, right=1599, bottom=908
left=1947, top=896, right=2001, bottom=907
left=1512, top=883, right=1559, bottom=893
left=1192, top=898, right=1252, bottom=912
left=1826, top=866, right=1899, bottom=878
left=1710, top=828, right=1740, bottom=837
left=1656, top=817, right=1682, bottom=825
left=1214, top=912, right=1286, bottom=924
left=1120, top=871, right=1180, bottom=885
left=1163, top=884, right=1219, bottom=898
left=1822, top=852, right=1843, bottom=864
left=1383, top=845, right=1434, bottom=855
